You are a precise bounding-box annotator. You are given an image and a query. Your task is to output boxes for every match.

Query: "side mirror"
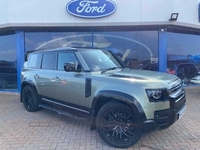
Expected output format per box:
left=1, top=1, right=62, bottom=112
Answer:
left=64, top=62, right=82, bottom=72
left=64, top=62, right=75, bottom=72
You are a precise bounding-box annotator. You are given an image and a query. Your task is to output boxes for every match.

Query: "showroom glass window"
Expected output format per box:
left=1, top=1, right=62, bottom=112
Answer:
left=167, top=32, right=200, bottom=86
left=25, top=32, right=93, bottom=51
left=92, top=31, right=158, bottom=71
left=25, top=31, right=158, bottom=71
left=0, top=34, right=17, bottom=90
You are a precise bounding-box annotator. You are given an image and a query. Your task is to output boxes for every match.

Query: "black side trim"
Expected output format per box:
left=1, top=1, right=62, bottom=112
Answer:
left=41, top=98, right=90, bottom=114
left=39, top=103, right=87, bottom=120
left=40, top=95, right=91, bottom=113
left=90, top=90, right=146, bottom=130
left=85, top=78, right=91, bottom=98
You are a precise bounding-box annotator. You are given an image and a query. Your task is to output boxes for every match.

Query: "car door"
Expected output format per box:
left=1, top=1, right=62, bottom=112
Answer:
left=51, top=52, right=86, bottom=107
left=34, top=53, right=56, bottom=98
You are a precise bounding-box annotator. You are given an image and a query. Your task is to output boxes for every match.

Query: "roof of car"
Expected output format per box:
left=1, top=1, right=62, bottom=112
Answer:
left=29, top=47, right=103, bottom=54
left=25, top=47, right=105, bottom=61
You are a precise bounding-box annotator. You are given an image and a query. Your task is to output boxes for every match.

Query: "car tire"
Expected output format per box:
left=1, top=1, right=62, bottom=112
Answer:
left=96, top=102, right=141, bottom=148
left=21, top=85, right=40, bottom=112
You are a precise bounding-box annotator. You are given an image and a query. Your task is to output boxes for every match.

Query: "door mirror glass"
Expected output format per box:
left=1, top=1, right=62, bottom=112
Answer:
left=64, top=62, right=81, bottom=72
left=64, top=62, right=75, bottom=72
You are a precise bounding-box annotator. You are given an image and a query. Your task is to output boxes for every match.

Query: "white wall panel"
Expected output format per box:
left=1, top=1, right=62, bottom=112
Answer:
left=141, top=0, right=173, bottom=22
left=172, top=0, right=196, bottom=23
left=41, top=0, right=75, bottom=24
left=0, top=1, right=8, bottom=25
left=0, top=0, right=200, bottom=28
left=7, top=0, right=43, bottom=23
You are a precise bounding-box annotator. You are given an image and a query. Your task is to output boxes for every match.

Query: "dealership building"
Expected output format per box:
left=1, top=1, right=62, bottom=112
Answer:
left=1, top=0, right=200, bottom=92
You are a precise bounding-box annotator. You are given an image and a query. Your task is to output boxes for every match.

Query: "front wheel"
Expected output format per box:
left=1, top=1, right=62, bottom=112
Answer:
left=21, top=85, right=40, bottom=112
left=96, top=102, right=141, bottom=148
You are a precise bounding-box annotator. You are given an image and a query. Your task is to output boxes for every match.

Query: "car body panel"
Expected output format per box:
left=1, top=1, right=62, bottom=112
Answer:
left=50, top=70, right=86, bottom=106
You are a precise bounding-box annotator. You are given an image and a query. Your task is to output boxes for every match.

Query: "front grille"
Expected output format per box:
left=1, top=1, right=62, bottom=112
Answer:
left=168, top=83, right=186, bottom=109
left=169, top=83, right=182, bottom=94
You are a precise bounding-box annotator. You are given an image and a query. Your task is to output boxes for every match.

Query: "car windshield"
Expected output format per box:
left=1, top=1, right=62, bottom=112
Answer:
left=79, top=50, right=122, bottom=72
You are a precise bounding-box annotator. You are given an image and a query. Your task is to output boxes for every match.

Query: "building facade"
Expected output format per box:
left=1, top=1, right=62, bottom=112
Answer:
left=1, top=0, right=200, bottom=92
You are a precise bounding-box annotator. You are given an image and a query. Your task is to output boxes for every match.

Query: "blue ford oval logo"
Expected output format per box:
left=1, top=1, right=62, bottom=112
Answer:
left=66, top=0, right=117, bottom=18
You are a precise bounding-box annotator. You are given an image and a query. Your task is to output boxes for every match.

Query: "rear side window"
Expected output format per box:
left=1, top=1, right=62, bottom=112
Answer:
left=41, top=53, right=56, bottom=70
left=29, top=54, right=38, bottom=67
left=27, top=53, right=42, bottom=69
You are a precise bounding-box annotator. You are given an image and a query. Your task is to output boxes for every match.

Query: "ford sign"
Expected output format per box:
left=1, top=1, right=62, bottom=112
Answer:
left=66, top=0, right=117, bottom=18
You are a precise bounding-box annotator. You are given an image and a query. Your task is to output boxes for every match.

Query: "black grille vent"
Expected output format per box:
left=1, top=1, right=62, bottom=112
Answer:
left=169, top=83, right=185, bottom=109
left=109, top=74, right=145, bottom=80
left=170, top=83, right=182, bottom=94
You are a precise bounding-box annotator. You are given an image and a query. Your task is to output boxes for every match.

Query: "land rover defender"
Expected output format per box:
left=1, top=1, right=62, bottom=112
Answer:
left=20, top=47, right=186, bottom=148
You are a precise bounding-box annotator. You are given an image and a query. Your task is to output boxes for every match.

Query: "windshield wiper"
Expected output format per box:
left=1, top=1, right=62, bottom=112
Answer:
left=101, top=67, right=122, bottom=74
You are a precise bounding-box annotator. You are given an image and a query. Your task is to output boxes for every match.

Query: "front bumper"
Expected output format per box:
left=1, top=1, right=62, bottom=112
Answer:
left=142, top=88, right=186, bottom=133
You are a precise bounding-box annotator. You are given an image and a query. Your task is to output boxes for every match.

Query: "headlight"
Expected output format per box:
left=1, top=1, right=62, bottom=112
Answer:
left=146, top=89, right=168, bottom=102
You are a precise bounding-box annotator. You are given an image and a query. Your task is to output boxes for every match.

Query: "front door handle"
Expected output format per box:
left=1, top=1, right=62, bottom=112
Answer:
left=34, top=74, right=39, bottom=79
left=51, top=77, right=60, bottom=82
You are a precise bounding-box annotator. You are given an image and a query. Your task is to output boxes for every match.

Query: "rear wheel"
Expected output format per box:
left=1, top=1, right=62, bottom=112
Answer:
left=96, top=102, right=141, bottom=148
left=21, top=85, right=40, bottom=112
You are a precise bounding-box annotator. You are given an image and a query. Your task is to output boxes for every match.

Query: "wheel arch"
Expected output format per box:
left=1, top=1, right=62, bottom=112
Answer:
left=20, top=80, right=37, bottom=102
left=90, top=90, right=147, bottom=130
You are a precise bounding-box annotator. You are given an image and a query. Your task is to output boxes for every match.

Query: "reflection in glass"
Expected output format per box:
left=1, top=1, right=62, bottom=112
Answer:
left=93, top=32, right=158, bottom=71
left=58, top=53, right=78, bottom=71
left=25, top=31, right=158, bottom=71
left=25, top=32, right=92, bottom=50
left=167, top=32, right=200, bottom=85
left=0, top=34, right=17, bottom=90
left=80, top=50, right=121, bottom=71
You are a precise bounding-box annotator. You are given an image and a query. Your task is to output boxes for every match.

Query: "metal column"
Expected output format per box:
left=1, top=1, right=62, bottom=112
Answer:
left=15, top=30, right=25, bottom=92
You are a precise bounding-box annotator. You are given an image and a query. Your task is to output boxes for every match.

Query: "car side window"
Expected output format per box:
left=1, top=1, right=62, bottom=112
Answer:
left=57, top=52, right=78, bottom=71
left=27, top=53, right=42, bottom=69
left=41, top=53, right=56, bottom=70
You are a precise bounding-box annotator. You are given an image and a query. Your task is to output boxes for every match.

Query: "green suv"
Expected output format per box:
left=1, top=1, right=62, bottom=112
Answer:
left=20, top=47, right=186, bottom=148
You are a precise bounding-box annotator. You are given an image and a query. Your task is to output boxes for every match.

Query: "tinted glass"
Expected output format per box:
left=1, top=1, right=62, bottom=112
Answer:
left=42, top=53, right=56, bottom=70
left=25, top=32, right=92, bottom=51
left=25, top=31, right=158, bottom=71
left=0, top=34, right=17, bottom=90
left=167, top=32, right=200, bottom=85
left=93, top=31, right=158, bottom=71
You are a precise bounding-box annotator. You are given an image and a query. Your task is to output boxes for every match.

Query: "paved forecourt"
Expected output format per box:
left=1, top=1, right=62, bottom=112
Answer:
left=0, top=86, right=200, bottom=150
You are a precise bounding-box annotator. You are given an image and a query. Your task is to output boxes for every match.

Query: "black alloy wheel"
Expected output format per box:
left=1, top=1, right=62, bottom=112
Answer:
left=22, top=85, right=39, bottom=112
left=96, top=102, right=141, bottom=148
